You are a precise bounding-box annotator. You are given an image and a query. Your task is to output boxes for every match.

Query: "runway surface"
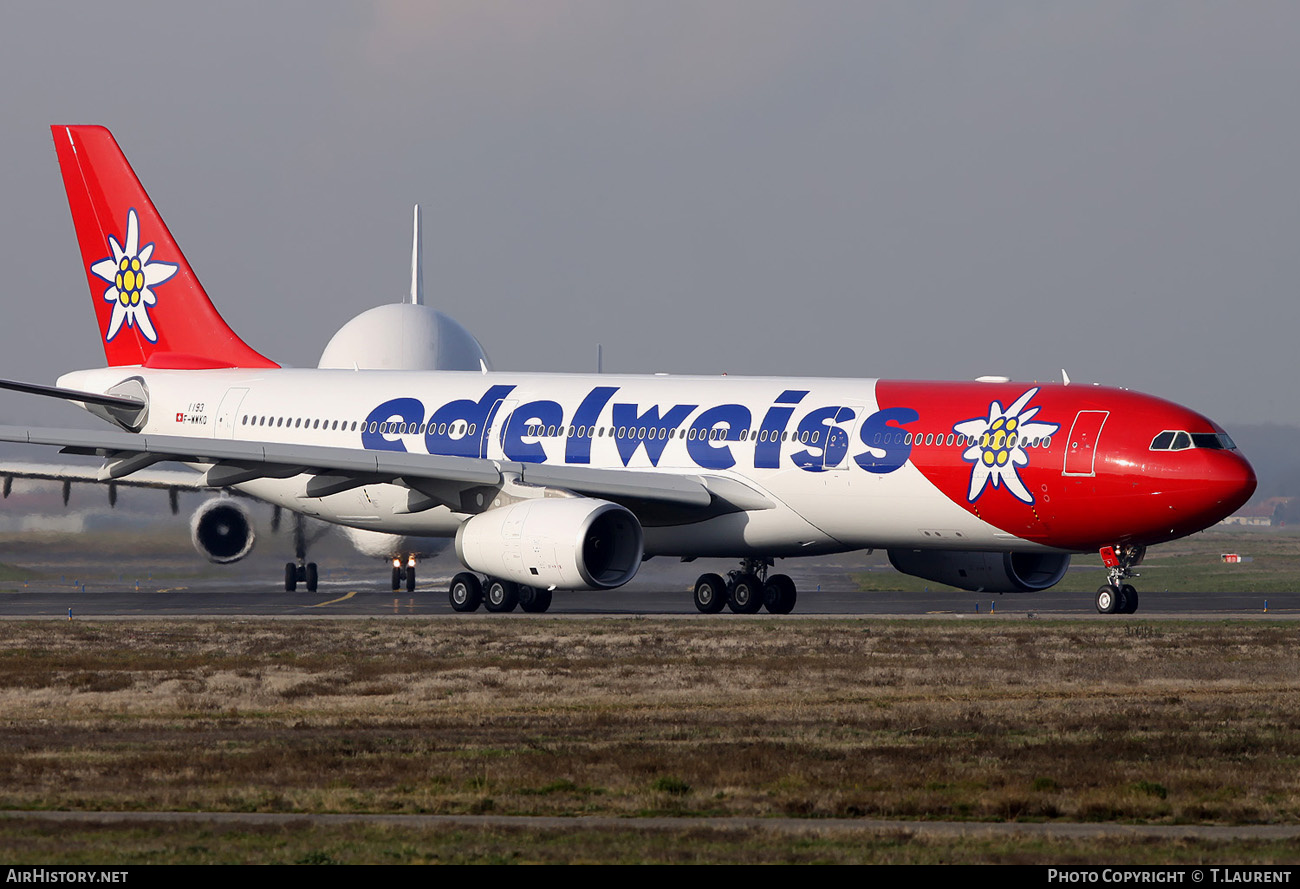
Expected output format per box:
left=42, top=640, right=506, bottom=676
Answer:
left=1, top=530, right=1294, bottom=617
left=1, top=562, right=1293, bottom=618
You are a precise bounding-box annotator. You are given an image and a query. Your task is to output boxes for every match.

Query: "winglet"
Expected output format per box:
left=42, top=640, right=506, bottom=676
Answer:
left=52, top=125, right=278, bottom=369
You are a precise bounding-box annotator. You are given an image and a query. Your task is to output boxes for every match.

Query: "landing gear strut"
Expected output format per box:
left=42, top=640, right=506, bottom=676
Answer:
left=283, top=513, right=318, bottom=592
left=1096, top=544, right=1145, bottom=615
left=693, top=558, right=798, bottom=615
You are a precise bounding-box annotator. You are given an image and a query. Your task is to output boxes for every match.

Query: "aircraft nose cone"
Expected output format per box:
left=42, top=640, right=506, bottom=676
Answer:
left=1214, top=451, right=1257, bottom=516
left=1178, top=451, right=1256, bottom=529
left=1117, top=445, right=1258, bottom=547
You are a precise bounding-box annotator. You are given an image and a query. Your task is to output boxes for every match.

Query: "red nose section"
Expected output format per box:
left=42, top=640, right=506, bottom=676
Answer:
left=873, top=381, right=1258, bottom=552
left=1086, top=431, right=1258, bottom=548
left=1080, top=434, right=1257, bottom=549
left=1161, top=450, right=1256, bottom=537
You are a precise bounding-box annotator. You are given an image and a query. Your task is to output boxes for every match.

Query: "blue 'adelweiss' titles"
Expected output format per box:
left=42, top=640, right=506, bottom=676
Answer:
left=362, top=385, right=917, bottom=474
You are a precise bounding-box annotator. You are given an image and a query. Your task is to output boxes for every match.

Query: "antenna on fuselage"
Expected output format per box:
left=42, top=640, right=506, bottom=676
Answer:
left=409, top=204, right=424, bottom=306
left=1061, top=368, right=1071, bottom=386
left=597, top=344, right=603, bottom=373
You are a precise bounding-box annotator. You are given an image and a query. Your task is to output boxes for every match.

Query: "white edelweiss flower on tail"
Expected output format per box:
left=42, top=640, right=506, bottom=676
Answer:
left=89, top=208, right=177, bottom=343
left=953, top=387, right=1060, bottom=505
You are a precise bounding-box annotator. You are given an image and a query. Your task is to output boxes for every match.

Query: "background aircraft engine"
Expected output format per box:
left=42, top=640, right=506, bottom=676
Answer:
left=455, top=498, right=643, bottom=590
left=886, top=549, right=1070, bottom=593
left=190, top=498, right=256, bottom=564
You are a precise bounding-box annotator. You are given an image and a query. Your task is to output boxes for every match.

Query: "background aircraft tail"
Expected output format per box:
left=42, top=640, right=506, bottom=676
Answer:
left=52, top=125, right=278, bottom=369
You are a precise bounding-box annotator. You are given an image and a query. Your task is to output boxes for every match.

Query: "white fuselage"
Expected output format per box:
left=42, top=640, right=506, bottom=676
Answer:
left=60, top=366, right=1022, bottom=559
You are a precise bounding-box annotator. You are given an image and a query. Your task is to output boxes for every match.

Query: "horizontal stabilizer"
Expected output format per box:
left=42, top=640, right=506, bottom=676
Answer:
left=0, top=377, right=145, bottom=409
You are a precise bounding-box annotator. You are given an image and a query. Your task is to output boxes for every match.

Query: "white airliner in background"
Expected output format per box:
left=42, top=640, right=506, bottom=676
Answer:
left=0, top=126, right=1256, bottom=615
left=2, top=202, right=473, bottom=592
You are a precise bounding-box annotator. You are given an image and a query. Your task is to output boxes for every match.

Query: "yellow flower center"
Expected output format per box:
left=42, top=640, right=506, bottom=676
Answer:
left=114, top=257, right=144, bottom=306
left=977, top=415, right=1018, bottom=470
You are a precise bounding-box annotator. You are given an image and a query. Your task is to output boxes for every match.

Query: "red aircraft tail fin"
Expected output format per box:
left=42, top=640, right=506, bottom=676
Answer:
left=51, top=125, right=278, bottom=369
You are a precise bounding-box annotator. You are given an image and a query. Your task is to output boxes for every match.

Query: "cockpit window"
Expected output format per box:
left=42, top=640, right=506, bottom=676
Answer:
left=1190, top=432, right=1234, bottom=450
left=1150, top=430, right=1237, bottom=451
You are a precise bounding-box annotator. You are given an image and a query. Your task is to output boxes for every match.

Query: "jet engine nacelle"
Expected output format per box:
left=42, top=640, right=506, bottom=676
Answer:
left=887, top=549, right=1070, bottom=593
left=190, top=498, right=256, bottom=564
left=455, top=498, right=643, bottom=590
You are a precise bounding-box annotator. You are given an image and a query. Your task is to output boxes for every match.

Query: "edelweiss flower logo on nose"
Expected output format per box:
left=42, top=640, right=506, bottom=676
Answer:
left=952, top=387, right=1060, bottom=504
left=89, top=208, right=177, bottom=343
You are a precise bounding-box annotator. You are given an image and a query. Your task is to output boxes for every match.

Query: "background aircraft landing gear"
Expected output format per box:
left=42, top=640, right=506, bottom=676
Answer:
left=278, top=509, right=330, bottom=592
left=391, top=556, right=417, bottom=592
left=1097, top=545, right=1145, bottom=614
left=285, top=561, right=318, bottom=593
left=283, top=514, right=318, bottom=592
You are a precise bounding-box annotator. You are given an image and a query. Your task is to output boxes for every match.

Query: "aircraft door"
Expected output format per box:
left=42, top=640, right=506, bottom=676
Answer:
left=215, top=388, right=249, bottom=439
left=1063, top=410, right=1109, bottom=476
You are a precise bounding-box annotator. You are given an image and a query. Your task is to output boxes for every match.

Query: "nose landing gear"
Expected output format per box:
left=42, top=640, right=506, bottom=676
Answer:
left=1096, top=544, right=1145, bottom=614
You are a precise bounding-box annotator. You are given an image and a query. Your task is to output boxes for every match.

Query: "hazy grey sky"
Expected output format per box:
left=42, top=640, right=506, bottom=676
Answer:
left=1, top=2, right=1296, bottom=429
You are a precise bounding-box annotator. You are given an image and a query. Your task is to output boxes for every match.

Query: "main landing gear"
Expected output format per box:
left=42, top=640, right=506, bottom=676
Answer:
left=1095, top=544, right=1146, bottom=615
left=448, top=572, right=553, bottom=614
left=693, top=558, right=798, bottom=615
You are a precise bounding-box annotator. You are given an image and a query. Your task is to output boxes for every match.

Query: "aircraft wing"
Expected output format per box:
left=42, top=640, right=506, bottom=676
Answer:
left=0, top=424, right=744, bottom=513
left=0, top=460, right=206, bottom=490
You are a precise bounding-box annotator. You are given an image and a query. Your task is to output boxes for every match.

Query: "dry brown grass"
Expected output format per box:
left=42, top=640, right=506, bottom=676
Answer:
left=0, top=619, right=1297, bottom=825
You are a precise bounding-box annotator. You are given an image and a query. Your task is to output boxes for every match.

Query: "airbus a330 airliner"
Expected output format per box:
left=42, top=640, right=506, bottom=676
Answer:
left=0, top=126, right=1256, bottom=614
